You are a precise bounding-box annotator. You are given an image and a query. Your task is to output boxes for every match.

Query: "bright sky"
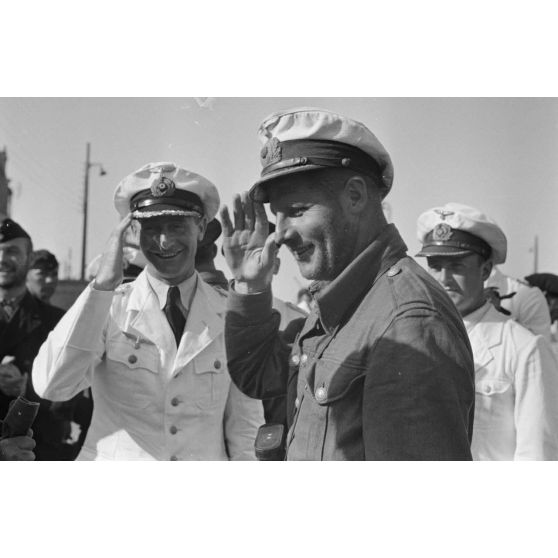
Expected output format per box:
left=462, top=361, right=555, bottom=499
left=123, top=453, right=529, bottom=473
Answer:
left=1, top=97, right=558, bottom=303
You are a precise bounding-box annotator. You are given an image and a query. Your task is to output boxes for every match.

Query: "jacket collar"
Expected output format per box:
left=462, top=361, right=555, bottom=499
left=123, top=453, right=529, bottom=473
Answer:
left=121, top=269, right=225, bottom=366
left=310, top=224, right=408, bottom=333
left=463, top=302, right=505, bottom=371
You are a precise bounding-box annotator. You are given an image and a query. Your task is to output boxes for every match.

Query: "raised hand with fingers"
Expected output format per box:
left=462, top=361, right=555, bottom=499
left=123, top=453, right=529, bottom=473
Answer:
left=220, top=192, right=278, bottom=294
left=94, top=213, right=134, bottom=291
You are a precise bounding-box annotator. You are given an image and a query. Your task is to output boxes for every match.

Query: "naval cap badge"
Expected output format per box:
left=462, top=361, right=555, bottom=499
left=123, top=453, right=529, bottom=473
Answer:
left=260, top=137, right=282, bottom=167
left=432, top=222, right=453, bottom=241
left=150, top=167, right=176, bottom=197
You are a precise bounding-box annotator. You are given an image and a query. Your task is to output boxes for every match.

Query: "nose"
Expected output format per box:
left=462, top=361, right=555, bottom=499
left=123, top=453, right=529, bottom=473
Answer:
left=157, top=232, right=171, bottom=250
left=274, top=215, right=296, bottom=247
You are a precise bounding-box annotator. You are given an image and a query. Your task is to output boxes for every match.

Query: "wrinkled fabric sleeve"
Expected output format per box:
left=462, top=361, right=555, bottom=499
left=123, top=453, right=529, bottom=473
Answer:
left=32, top=285, right=113, bottom=401
left=225, top=287, right=291, bottom=400
left=363, top=310, right=475, bottom=460
left=223, top=381, right=265, bottom=460
left=515, top=287, right=552, bottom=342
left=514, top=336, right=558, bottom=460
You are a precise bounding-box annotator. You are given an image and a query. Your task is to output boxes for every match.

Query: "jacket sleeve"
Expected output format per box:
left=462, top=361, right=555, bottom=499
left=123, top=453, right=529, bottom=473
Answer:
left=32, top=284, right=114, bottom=401
left=223, top=381, right=265, bottom=460
left=225, top=286, right=294, bottom=400
left=513, top=336, right=558, bottom=460
left=363, top=311, right=475, bottom=460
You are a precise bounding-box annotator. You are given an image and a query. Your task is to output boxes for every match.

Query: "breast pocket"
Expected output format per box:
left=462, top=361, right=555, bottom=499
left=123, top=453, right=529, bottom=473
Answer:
left=474, top=376, right=514, bottom=421
left=103, top=340, right=160, bottom=409
left=190, top=350, right=229, bottom=410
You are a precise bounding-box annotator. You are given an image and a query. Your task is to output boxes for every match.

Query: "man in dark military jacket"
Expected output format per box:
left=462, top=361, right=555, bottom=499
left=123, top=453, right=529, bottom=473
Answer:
left=221, top=107, right=475, bottom=460
left=0, top=217, right=74, bottom=460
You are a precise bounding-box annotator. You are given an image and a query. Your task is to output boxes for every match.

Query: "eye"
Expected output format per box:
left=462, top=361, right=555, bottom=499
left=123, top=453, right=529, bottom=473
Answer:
left=288, top=205, right=309, bottom=218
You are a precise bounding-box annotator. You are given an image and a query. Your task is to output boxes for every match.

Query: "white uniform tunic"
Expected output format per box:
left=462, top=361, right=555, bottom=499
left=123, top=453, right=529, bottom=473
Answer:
left=32, top=269, right=263, bottom=460
left=486, top=266, right=551, bottom=342
left=465, top=302, right=558, bottom=460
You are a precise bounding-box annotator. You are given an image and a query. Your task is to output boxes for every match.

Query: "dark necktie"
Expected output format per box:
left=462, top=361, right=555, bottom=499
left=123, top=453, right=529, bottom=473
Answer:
left=164, top=286, right=186, bottom=347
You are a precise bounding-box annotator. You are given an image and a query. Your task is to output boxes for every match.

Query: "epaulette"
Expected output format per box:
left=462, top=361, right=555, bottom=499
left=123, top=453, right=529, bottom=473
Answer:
left=115, top=282, right=133, bottom=295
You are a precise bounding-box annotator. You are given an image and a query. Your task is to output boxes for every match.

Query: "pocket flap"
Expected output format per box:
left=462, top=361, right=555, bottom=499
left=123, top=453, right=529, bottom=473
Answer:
left=475, top=378, right=511, bottom=396
left=106, top=340, right=159, bottom=374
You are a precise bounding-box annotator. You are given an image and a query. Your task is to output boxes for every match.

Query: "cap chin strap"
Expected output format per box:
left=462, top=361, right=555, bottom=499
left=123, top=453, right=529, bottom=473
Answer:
left=132, top=209, right=202, bottom=219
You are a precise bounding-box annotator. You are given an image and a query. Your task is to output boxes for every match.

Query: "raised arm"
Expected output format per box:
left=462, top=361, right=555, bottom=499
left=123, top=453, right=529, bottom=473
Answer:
left=32, top=214, right=133, bottom=401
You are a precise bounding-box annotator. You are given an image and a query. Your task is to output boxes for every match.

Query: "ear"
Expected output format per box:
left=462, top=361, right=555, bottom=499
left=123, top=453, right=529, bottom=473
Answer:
left=480, top=258, right=493, bottom=282
left=340, top=176, right=368, bottom=215
left=197, top=217, right=208, bottom=242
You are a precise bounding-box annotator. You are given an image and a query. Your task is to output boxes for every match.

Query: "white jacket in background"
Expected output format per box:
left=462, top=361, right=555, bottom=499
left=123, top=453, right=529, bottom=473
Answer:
left=465, top=302, right=558, bottom=460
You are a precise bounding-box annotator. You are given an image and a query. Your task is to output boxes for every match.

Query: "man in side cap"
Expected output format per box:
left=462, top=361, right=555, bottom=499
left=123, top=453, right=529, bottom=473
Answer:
left=221, top=107, right=475, bottom=460
left=26, top=249, right=60, bottom=304
left=33, top=162, right=263, bottom=460
left=417, top=202, right=558, bottom=460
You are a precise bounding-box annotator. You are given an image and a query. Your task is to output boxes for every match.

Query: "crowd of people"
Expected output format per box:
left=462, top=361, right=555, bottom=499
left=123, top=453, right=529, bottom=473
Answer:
left=2, top=106, right=558, bottom=461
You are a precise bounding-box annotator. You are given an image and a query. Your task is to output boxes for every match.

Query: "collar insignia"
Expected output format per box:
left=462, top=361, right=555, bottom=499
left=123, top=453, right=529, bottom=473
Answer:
left=260, top=137, right=282, bottom=166
left=432, top=222, right=453, bottom=241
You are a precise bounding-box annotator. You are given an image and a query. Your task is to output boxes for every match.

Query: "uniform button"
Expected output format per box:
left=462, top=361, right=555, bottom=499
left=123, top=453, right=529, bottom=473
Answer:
left=304, top=384, right=309, bottom=391
left=315, top=386, right=327, bottom=402
left=387, top=266, right=401, bottom=277
left=291, top=354, right=300, bottom=366
left=484, top=385, right=492, bottom=394
left=214, top=359, right=221, bottom=369
left=128, top=354, right=137, bottom=364
left=170, top=425, right=178, bottom=434
left=300, top=354, right=308, bottom=365
left=295, top=397, right=300, bottom=409
left=170, top=455, right=178, bottom=461
left=171, top=397, right=180, bottom=407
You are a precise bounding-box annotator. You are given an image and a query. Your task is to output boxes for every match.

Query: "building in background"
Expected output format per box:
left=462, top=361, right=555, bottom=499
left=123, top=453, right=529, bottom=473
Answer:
left=0, top=148, right=12, bottom=217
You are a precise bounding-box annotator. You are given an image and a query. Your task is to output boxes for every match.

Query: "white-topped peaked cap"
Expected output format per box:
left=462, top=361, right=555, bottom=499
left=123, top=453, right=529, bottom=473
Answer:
left=416, top=202, right=507, bottom=264
left=114, top=162, right=220, bottom=220
left=249, top=107, right=394, bottom=202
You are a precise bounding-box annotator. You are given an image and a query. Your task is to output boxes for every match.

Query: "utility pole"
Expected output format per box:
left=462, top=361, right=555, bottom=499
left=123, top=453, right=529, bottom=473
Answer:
left=533, top=235, right=539, bottom=274
left=80, top=143, right=106, bottom=280
left=81, top=142, right=90, bottom=280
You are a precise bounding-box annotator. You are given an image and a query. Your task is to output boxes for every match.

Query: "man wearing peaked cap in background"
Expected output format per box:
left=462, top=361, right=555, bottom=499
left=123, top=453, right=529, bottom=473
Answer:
left=416, top=202, right=558, bottom=460
left=221, top=107, right=475, bottom=460
left=33, top=162, right=263, bottom=460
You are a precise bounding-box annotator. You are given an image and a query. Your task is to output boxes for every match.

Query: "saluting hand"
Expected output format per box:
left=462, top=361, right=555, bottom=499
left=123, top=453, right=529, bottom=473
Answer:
left=94, top=213, right=134, bottom=291
left=220, top=192, right=278, bottom=294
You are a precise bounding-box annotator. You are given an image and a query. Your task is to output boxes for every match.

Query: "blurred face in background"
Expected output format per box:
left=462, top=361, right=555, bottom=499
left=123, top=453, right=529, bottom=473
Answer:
left=0, top=238, right=31, bottom=291
left=27, top=267, right=59, bottom=302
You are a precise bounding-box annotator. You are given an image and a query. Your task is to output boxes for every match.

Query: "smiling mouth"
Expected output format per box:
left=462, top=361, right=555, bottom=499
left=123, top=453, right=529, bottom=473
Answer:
left=291, top=245, right=313, bottom=259
left=152, top=250, right=183, bottom=260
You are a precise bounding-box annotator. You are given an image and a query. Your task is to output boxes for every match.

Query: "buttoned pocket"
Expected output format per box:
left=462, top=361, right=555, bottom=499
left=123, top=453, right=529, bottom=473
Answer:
left=475, top=378, right=512, bottom=397
left=191, top=351, right=229, bottom=410
left=103, top=340, right=160, bottom=409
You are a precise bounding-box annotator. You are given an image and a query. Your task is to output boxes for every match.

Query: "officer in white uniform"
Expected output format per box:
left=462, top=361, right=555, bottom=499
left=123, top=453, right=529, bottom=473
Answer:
left=486, top=265, right=551, bottom=342
left=416, top=202, right=558, bottom=460
left=32, top=162, right=264, bottom=460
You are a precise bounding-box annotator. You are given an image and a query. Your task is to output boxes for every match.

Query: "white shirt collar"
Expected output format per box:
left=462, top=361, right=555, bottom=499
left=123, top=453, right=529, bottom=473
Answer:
left=145, top=268, right=198, bottom=311
left=462, top=301, right=492, bottom=333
